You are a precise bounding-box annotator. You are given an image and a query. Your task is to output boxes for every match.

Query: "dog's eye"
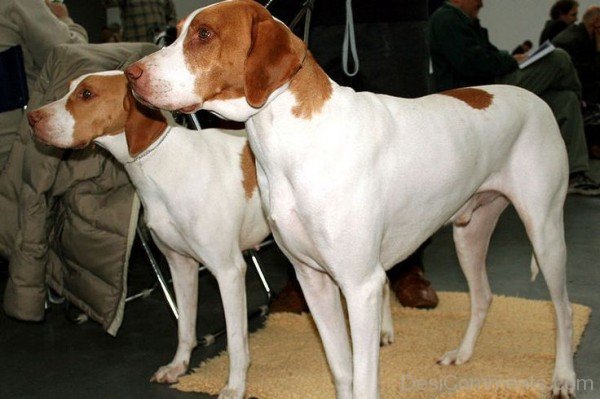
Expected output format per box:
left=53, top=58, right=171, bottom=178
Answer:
left=198, top=27, right=212, bottom=41
left=81, top=89, right=94, bottom=100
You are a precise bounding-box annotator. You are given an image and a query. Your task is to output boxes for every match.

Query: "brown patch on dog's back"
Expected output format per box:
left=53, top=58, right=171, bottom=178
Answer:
left=289, top=52, right=332, bottom=119
left=440, top=88, right=493, bottom=110
left=240, top=141, right=257, bottom=199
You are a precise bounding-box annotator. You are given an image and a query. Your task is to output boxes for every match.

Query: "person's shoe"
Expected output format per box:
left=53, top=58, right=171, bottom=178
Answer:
left=390, top=264, right=439, bottom=309
left=568, top=172, right=600, bottom=196
left=269, top=279, right=310, bottom=314
left=582, top=102, right=600, bottom=125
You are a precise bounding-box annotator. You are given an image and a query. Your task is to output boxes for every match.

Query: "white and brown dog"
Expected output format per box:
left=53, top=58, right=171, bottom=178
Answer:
left=27, top=70, right=271, bottom=398
left=125, top=1, right=575, bottom=398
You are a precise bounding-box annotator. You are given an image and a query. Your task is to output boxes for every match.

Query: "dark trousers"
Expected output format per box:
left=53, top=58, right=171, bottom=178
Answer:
left=308, top=21, right=432, bottom=272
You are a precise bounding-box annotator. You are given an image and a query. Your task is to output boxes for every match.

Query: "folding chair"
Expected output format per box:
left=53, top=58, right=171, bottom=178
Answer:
left=128, top=212, right=274, bottom=346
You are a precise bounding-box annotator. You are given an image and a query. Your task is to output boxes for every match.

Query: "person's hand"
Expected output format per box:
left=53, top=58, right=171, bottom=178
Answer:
left=45, top=0, right=70, bottom=19
left=513, top=53, right=528, bottom=63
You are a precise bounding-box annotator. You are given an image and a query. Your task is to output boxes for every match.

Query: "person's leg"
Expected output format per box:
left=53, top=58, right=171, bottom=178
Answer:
left=496, top=49, right=588, bottom=173
left=345, top=22, right=437, bottom=308
left=271, top=22, right=438, bottom=313
left=497, top=49, right=600, bottom=195
left=540, top=90, right=590, bottom=174
left=387, top=239, right=439, bottom=309
left=497, top=48, right=582, bottom=97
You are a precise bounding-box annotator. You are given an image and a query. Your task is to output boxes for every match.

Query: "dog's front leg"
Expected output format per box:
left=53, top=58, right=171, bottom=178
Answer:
left=342, top=265, right=387, bottom=399
left=294, top=262, right=353, bottom=399
left=212, top=253, right=249, bottom=399
left=150, top=250, right=199, bottom=384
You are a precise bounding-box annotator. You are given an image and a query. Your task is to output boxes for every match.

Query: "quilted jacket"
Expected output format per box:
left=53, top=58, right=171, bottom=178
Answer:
left=0, top=42, right=157, bottom=335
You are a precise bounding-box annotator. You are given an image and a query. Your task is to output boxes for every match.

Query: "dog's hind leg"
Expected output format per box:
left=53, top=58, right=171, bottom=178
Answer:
left=438, top=194, right=509, bottom=366
left=150, top=249, right=199, bottom=384
left=293, top=262, right=353, bottom=399
left=511, top=194, right=574, bottom=399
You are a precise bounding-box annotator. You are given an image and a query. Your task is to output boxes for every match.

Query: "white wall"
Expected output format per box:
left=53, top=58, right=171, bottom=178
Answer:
left=170, top=0, right=598, bottom=51
left=172, top=0, right=220, bottom=17
left=479, top=0, right=597, bottom=51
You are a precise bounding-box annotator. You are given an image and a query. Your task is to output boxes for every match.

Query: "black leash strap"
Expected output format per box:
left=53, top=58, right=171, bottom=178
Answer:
left=264, top=0, right=315, bottom=44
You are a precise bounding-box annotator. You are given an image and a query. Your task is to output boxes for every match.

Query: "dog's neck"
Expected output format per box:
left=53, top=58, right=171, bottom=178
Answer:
left=94, top=124, right=172, bottom=164
left=204, top=51, right=332, bottom=125
left=287, top=52, right=333, bottom=119
left=247, top=52, right=334, bottom=135
left=204, top=83, right=291, bottom=123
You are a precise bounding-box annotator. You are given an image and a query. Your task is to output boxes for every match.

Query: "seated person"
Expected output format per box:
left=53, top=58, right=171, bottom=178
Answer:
left=101, top=0, right=177, bottom=43
left=429, top=0, right=600, bottom=196
left=0, top=0, right=87, bottom=169
left=540, top=0, right=579, bottom=44
left=552, top=6, right=600, bottom=105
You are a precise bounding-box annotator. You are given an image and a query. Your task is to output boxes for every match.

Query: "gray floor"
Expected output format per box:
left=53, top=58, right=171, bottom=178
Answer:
left=0, top=161, right=598, bottom=399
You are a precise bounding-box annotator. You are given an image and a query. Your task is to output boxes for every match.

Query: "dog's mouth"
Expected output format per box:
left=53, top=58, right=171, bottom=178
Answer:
left=72, top=140, right=90, bottom=150
left=31, top=127, right=53, bottom=146
left=178, top=103, right=202, bottom=114
left=130, top=87, right=200, bottom=114
left=33, top=131, right=86, bottom=149
left=33, top=132, right=52, bottom=146
left=130, top=89, right=160, bottom=110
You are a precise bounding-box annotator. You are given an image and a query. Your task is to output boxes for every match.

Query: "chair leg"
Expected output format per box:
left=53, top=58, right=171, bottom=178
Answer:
left=247, top=249, right=272, bottom=303
left=129, top=230, right=275, bottom=346
left=135, top=225, right=179, bottom=320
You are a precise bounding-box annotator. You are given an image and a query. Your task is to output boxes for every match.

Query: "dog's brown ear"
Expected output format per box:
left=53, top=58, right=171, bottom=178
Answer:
left=244, top=16, right=304, bottom=108
left=123, top=90, right=168, bottom=156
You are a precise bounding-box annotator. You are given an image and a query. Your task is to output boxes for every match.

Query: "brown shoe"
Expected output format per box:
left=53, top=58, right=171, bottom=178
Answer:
left=390, top=264, right=439, bottom=309
left=590, top=144, right=600, bottom=159
left=269, top=278, right=310, bottom=314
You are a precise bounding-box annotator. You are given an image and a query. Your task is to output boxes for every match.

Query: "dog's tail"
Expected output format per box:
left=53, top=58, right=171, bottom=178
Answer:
left=530, top=253, right=540, bottom=282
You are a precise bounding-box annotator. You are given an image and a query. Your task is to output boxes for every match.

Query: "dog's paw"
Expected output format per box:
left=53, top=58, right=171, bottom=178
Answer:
left=380, top=327, right=394, bottom=346
left=218, top=386, right=244, bottom=399
left=436, top=349, right=471, bottom=366
left=551, top=370, right=576, bottom=398
left=150, top=362, right=188, bottom=384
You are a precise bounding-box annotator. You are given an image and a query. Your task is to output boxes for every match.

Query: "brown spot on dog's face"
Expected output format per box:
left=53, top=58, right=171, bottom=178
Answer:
left=66, top=73, right=167, bottom=155
left=66, top=74, right=130, bottom=147
left=240, top=141, right=257, bottom=199
left=181, top=2, right=254, bottom=105
left=181, top=0, right=304, bottom=108
left=440, top=87, right=493, bottom=110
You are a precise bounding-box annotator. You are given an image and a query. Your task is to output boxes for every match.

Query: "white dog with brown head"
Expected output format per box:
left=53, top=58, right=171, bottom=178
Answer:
left=28, top=70, right=270, bottom=399
left=124, top=1, right=575, bottom=398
